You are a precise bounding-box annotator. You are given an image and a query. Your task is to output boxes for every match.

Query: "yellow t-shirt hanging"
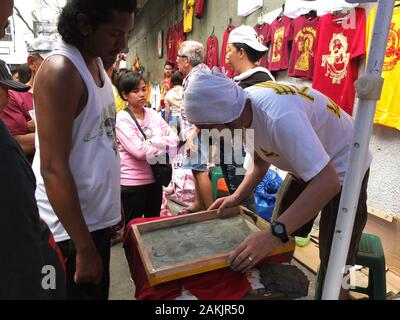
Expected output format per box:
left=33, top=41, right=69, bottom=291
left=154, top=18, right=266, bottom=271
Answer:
left=183, top=0, right=196, bottom=33
left=367, top=5, right=400, bottom=130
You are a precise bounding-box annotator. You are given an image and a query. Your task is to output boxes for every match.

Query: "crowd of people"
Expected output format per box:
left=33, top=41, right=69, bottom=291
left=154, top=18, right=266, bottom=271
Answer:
left=0, top=0, right=371, bottom=300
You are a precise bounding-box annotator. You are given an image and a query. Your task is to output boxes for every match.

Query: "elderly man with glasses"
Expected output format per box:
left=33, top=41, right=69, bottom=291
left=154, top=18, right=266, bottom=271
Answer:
left=176, top=41, right=213, bottom=213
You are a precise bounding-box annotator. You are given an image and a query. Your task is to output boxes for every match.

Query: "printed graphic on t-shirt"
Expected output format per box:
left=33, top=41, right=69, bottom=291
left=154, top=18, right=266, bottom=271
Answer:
left=321, top=33, right=350, bottom=85
left=294, top=27, right=317, bottom=72
left=272, top=27, right=285, bottom=63
left=83, top=102, right=118, bottom=155
left=254, top=81, right=341, bottom=119
left=161, top=78, right=171, bottom=101
left=102, top=103, right=118, bottom=155
left=384, top=23, right=400, bottom=71
left=260, top=147, right=279, bottom=158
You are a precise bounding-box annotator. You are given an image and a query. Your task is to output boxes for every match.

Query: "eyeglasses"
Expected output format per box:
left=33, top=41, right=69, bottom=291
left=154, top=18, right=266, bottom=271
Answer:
left=177, top=54, right=188, bottom=59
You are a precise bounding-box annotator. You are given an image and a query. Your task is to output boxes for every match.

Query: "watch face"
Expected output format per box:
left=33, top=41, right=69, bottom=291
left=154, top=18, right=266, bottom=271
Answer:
left=274, top=224, right=284, bottom=234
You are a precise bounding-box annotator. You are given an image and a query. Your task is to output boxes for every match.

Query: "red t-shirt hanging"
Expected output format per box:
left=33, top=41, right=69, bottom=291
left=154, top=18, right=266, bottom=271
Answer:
left=174, top=21, right=187, bottom=63
left=288, top=15, right=320, bottom=80
left=195, top=0, right=205, bottom=19
left=254, top=23, right=270, bottom=68
left=166, top=26, right=175, bottom=63
left=312, top=8, right=366, bottom=115
left=220, top=25, right=236, bottom=78
left=206, top=35, right=219, bottom=69
left=267, top=16, right=293, bottom=72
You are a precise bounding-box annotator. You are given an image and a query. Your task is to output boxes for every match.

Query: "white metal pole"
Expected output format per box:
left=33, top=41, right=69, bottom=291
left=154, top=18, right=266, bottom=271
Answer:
left=322, top=0, right=395, bottom=300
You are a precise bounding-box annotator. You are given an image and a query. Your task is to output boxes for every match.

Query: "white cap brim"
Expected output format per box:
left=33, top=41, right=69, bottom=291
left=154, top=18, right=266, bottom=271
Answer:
left=228, top=35, right=268, bottom=52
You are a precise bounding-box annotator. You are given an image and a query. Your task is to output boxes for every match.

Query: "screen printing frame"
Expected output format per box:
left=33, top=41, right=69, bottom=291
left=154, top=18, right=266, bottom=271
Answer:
left=130, top=206, right=295, bottom=286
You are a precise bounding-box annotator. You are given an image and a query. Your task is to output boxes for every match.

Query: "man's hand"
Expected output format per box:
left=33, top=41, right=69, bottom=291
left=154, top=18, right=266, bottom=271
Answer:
left=27, top=119, right=35, bottom=133
left=228, top=230, right=282, bottom=273
left=209, top=194, right=242, bottom=213
left=74, top=246, right=103, bottom=285
left=116, top=53, right=127, bottom=62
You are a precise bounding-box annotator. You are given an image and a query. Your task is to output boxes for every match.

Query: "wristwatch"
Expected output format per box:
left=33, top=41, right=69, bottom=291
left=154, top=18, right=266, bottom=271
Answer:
left=271, top=221, right=289, bottom=243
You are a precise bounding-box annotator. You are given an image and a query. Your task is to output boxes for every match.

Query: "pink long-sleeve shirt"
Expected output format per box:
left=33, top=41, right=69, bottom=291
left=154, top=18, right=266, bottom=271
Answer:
left=116, top=107, right=179, bottom=186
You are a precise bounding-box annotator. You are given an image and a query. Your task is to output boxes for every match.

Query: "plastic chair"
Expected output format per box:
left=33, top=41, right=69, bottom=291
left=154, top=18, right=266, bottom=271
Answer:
left=352, top=233, right=387, bottom=300
left=314, top=233, right=386, bottom=300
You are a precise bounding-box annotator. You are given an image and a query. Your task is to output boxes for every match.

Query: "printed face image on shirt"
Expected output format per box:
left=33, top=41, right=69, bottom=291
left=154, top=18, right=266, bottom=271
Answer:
left=83, top=102, right=118, bottom=155
left=384, top=23, right=400, bottom=71
left=321, top=33, right=350, bottom=84
left=294, top=27, right=316, bottom=72
left=272, top=27, right=285, bottom=63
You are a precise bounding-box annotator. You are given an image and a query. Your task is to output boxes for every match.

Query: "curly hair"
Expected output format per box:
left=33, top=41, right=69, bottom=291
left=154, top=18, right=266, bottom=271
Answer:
left=58, top=0, right=137, bottom=48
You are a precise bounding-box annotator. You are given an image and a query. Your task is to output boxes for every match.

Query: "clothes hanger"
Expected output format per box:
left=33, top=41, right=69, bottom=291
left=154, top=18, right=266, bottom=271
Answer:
left=210, top=26, right=215, bottom=37
left=332, top=9, right=351, bottom=23
left=277, top=4, right=285, bottom=22
left=227, top=17, right=233, bottom=31
left=306, top=10, right=317, bottom=20
left=257, top=11, right=264, bottom=25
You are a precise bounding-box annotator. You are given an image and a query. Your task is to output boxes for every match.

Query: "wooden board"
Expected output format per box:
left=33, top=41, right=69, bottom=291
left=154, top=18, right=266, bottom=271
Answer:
left=130, top=206, right=295, bottom=286
left=294, top=240, right=320, bottom=274
left=364, top=207, right=400, bottom=277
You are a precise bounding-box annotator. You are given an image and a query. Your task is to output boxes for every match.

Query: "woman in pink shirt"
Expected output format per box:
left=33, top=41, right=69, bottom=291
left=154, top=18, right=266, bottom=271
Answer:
left=116, top=72, right=179, bottom=224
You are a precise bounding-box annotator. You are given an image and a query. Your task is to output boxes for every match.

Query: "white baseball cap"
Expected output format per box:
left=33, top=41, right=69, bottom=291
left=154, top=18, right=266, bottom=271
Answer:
left=228, top=25, right=268, bottom=52
left=27, top=36, right=56, bottom=60
left=184, top=69, right=248, bottom=125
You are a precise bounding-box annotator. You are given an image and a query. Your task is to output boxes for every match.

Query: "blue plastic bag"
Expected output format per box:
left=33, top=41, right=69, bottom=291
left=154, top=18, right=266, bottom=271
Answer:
left=255, top=195, right=276, bottom=222
left=253, top=169, right=283, bottom=222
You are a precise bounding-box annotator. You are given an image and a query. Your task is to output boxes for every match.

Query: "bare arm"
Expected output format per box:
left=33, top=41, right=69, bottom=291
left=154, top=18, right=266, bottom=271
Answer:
left=34, top=55, right=102, bottom=284
left=209, top=151, right=270, bottom=212
left=230, top=161, right=341, bottom=272
left=277, top=161, right=340, bottom=235
left=164, top=101, right=171, bottom=124
left=14, top=133, right=35, bottom=156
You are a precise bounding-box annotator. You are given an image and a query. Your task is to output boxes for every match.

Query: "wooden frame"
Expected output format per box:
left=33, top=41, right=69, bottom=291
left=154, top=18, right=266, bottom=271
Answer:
left=130, top=206, right=295, bottom=286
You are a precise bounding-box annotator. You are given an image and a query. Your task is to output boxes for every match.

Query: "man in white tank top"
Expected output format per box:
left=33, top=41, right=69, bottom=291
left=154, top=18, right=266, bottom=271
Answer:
left=32, top=0, right=137, bottom=300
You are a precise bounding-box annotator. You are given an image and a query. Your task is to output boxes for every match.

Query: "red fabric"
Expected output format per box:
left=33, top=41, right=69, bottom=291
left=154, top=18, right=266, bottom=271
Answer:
left=0, top=90, right=33, bottom=136
left=195, top=0, right=205, bottom=19
left=312, top=8, right=366, bottom=115
left=46, top=226, right=66, bottom=275
left=267, top=16, right=293, bottom=72
left=174, top=21, right=187, bottom=63
left=166, top=26, right=176, bottom=64
left=220, top=25, right=237, bottom=78
left=206, top=35, right=219, bottom=69
left=254, top=23, right=270, bottom=68
left=124, top=216, right=286, bottom=300
left=288, top=15, right=320, bottom=80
